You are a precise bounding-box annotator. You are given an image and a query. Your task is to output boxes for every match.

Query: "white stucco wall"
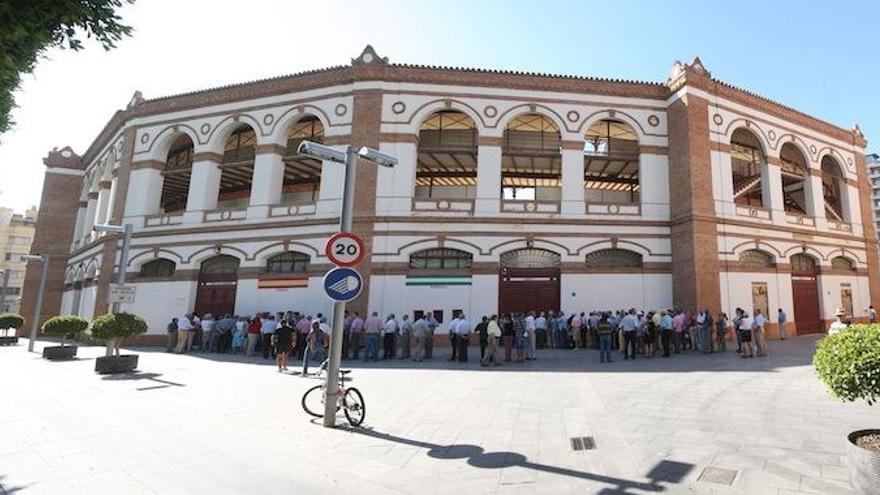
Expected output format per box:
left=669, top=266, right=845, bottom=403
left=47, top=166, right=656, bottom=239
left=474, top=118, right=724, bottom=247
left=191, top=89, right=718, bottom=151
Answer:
left=561, top=274, right=672, bottom=313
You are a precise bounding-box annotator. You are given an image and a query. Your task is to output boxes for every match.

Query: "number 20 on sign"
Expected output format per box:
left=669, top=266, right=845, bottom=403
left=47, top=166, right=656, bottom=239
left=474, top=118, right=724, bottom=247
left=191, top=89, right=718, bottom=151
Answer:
left=325, top=232, right=365, bottom=267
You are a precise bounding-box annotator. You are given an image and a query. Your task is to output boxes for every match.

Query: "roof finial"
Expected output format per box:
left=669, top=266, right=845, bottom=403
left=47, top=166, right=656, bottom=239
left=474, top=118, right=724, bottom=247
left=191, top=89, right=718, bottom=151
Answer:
left=127, top=90, right=144, bottom=109
left=852, top=123, right=865, bottom=139
left=688, top=57, right=711, bottom=77
left=352, top=45, right=388, bottom=66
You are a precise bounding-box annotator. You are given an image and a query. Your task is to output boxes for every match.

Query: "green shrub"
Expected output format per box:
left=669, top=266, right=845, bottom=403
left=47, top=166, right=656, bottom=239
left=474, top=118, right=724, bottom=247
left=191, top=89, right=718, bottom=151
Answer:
left=814, top=324, right=880, bottom=405
left=90, top=312, right=148, bottom=341
left=0, top=313, right=25, bottom=330
left=41, top=315, right=89, bottom=339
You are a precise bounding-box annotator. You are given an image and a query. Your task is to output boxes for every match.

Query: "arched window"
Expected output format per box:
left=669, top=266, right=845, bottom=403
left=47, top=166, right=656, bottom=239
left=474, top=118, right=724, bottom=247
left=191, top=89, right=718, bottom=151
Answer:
left=218, top=124, right=257, bottom=209
left=585, top=248, right=643, bottom=268
left=502, top=114, right=561, bottom=201
left=738, top=249, right=773, bottom=269
left=265, top=251, right=310, bottom=273
left=730, top=128, right=766, bottom=208
left=409, top=248, right=473, bottom=270
left=500, top=248, right=561, bottom=269
left=779, top=143, right=808, bottom=215
left=790, top=253, right=818, bottom=275
left=831, top=256, right=855, bottom=272
left=584, top=119, right=640, bottom=204
left=283, top=115, right=324, bottom=205
left=160, top=134, right=194, bottom=213
left=200, top=254, right=240, bottom=275
left=140, top=258, right=176, bottom=277
left=821, top=156, right=845, bottom=221
left=416, top=111, right=477, bottom=199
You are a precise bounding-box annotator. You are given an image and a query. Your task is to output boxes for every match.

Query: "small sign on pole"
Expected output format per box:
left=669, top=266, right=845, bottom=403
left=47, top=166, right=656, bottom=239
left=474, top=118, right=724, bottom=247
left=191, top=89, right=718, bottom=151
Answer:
left=325, top=232, right=365, bottom=267
left=322, top=267, right=363, bottom=302
left=108, top=284, right=136, bottom=304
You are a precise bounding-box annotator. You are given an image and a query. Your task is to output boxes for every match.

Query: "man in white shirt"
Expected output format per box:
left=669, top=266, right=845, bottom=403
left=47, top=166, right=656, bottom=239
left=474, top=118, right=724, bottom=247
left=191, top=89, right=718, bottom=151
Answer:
left=739, top=312, right=754, bottom=358
left=534, top=312, right=547, bottom=349
left=447, top=314, right=461, bottom=361
left=175, top=314, right=193, bottom=353
left=753, top=309, right=767, bottom=357
left=260, top=315, right=278, bottom=359
left=382, top=314, right=398, bottom=360
left=828, top=308, right=849, bottom=334
left=524, top=312, right=536, bottom=360
left=455, top=315, right=472, bottom=362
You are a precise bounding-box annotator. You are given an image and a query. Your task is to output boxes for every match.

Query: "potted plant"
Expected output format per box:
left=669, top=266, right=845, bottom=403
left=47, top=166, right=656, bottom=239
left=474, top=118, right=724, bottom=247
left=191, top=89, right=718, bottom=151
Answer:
left=814, top=323, right=880, bottom=494
left=40, top=315, right=88, bottom=360
left=91, top=312, right=148, bottom=374
left=0, top=313, right=24, bottom=345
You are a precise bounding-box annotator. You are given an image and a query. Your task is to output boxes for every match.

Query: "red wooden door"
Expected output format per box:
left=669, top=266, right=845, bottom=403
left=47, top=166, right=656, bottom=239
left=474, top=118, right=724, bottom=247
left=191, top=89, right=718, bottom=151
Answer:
left=195, top=280, right=238, bottom=317
left=791, top=278, right=822, bottom=334
left=498, top=267, right=560, bottom=315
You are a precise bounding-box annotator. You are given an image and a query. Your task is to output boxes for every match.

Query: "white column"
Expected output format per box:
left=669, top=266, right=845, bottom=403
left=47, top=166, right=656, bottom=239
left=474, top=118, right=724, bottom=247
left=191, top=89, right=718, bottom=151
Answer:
left=640, top=153, right=671, bottom=220
left=316, top=151, right=345, bottom=215
left=124, top=166, right=164, bottom=221
left=764, top=163, right=784, bottom=222
left=807, top=173, right=826, bottom=229
left=375, top=141, right=416, bottom=215
left=72, top=203, right=87, bottom=248
left=561, top=149, right=583, bottom=215
left=94, top=181, right=112, bottom=231
left=184, top=158, right=221, bottom=224
left=104, top=177, right=118, bottom=224
left=713, top=149, right=735, bottom=216
left=247, top=151, right=284, bottom=219
left=843, top=182, right=860, bottom=226
left=83, top=193, right=98, bottom=243
left=475, top=145, right=501, bottom=215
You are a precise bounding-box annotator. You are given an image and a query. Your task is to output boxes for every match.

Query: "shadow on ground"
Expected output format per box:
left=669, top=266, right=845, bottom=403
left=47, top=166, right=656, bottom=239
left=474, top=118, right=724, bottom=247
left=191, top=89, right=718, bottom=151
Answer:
left=101, top=371, right=186, bottom=390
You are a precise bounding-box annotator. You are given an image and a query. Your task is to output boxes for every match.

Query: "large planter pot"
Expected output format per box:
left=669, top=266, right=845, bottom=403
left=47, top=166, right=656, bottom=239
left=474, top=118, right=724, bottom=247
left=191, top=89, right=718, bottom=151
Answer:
left=847, top=429, right=880, bottom=494
left=95, top=354, right=139, bottom=374
left=42, top=345, right=78, bottom=361
left=0, top=335, right=18, bottom=346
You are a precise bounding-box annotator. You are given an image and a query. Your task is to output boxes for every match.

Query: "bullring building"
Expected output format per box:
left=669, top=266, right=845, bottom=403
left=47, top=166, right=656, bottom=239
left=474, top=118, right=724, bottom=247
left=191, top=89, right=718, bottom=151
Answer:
left=20, top=46, right=878, bottom=341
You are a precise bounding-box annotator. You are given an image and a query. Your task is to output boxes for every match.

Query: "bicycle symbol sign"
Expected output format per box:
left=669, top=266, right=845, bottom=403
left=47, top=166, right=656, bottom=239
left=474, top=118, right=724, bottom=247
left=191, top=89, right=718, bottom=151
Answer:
left=323, top=267, right=363, bottom=302
left=325, top=232, right=365, bottom=267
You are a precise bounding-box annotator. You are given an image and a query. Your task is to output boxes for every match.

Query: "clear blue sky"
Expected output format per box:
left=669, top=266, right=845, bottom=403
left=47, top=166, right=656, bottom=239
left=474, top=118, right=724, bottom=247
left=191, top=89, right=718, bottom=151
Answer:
left=1, top=0, right=878, bottom=211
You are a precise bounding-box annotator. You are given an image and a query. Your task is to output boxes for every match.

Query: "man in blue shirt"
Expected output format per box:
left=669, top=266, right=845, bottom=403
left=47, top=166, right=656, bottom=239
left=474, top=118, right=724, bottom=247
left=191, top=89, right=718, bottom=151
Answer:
left=660, top=310, right=674, bottom=358
left=620, top=309, right=639, bottom=360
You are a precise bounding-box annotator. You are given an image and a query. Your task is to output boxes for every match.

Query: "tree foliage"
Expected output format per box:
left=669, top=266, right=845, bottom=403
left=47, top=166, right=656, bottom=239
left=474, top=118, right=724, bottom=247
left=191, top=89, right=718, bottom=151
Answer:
left=41, top=315, right=89, bottom=338
left=0, top=0, right=134, bottom=135
left=814, top=324, right=880, bottom=405
left=90, top=312, right=147, bottom=341
left=0, top=313, right=25, bottom=330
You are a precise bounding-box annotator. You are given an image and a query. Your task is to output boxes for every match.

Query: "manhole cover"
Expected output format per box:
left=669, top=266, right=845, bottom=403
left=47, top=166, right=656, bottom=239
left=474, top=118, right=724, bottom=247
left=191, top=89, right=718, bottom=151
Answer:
left=570, top=436, right=596, bottom=451
left=698, top=467, right=737, bottom=485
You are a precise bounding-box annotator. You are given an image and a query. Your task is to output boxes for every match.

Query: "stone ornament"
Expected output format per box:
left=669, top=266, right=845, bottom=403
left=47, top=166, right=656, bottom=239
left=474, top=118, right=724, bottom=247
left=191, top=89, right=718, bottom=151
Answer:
left=484, top=106, right=497, bottom=118
left=335, top=104, right=348, bottom=116
left=200, top=123, right=211, bottom=135
left=391, top=102, right=406, bottom=114
left=712, top=114, right=723, bottom=125
left=566, top=110, right=580, bottom=123
left=262, top=114, right=274, bottom=126
left=647, top=115, right=660, bottom=127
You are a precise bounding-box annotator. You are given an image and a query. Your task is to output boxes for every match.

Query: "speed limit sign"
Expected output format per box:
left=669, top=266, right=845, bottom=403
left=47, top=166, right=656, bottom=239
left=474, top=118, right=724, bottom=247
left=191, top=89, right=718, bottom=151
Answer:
left=325, top=232, right=366, bottom=267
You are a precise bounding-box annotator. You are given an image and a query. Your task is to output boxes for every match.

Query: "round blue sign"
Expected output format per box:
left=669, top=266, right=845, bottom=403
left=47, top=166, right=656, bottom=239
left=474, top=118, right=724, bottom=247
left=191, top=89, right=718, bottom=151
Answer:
left=323, top=267, right=363, bottom=302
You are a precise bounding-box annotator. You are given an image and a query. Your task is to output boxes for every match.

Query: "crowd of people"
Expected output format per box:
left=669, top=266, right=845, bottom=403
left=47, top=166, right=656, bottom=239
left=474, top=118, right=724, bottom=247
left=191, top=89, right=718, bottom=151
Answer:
left=164, top=305, right=814, bottom=370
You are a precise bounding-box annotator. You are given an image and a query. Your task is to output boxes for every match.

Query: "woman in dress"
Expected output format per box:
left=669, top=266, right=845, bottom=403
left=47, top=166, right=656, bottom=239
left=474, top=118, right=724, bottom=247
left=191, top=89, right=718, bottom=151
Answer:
left=232, top=317, right=247, bottom=354
left=272, top=319, right=294, bottom=372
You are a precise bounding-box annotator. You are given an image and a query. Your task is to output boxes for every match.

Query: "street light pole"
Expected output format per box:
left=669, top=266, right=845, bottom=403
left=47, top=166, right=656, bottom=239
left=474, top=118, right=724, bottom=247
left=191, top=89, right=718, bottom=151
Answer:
left=322, top=146, right=359, bottom=427
left=25, top=255, right=50, bottom=352
left=109, top=224, right=133, bottom=314
left=0, top=269, right=9, bottom=313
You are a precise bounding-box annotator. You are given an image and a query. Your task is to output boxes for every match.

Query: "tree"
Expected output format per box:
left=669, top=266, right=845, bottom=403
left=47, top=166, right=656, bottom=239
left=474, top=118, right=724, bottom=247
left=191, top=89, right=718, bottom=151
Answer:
left=0, top=0, right=134, bottom=136
left=41, top=315, right=89, bottom=346
left=814, top=324, right=880, bottom=405
left=90, top=312, right=147, bottom=356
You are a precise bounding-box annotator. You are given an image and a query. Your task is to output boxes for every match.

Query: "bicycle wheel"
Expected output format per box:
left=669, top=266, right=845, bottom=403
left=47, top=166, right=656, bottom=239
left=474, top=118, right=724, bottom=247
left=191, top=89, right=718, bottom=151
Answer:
left=343, top=387, right=366, bottom=426
left=301, top=385, right=325, bottom=418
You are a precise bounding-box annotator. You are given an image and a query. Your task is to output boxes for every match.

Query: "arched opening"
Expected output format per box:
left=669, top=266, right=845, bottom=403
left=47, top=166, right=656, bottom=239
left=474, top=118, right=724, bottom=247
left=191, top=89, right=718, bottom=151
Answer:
left=416, top=111, right=478, bottom=199
left=409, top=248, right=473, bottom=273
left=790, top=253, right=822, bottom=335
left=831, top=256, right=856, bottom=273
left=502, top=114, right=561, bottom=201
left=738, top=249, right=774, bottom=269
left=283, top=115, right=324, bottom=205
left=730, top=128, right=766, bottom=208
left=779, top=143, right=808, bottom=215
left=160, top=134, right=194, bottom=213
left=139, top=258, right=176, bottom=278
left=499, top=248, right=560, bottom=314
left=821, top=156, right=846, bottom=222
left=218, top=124, right=257, bottom=210
left=584, top=248, right=643, bottom=269
left=265, top=251, right=311, bottom=273
left=583, top=120, right=640, bottom=204
left=195, top=254, right=240, bottom=317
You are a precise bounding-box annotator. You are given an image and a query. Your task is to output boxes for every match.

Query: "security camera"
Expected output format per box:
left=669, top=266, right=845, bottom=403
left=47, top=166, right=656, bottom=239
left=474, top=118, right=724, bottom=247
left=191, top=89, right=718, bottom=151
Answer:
left=357, top=147, right=397, bottom=168
left=297, top=141, right=347, bottom=164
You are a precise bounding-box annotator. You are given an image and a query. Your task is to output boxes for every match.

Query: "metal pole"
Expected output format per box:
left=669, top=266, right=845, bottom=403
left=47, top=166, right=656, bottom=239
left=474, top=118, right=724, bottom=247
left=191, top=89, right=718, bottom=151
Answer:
left=106, top=224, right=132, bottom=357
left=0, top=269, right=9, bottom=314
left=323, top=146, right=358, bottom=427
left=27, top=256, right=50, bottom=352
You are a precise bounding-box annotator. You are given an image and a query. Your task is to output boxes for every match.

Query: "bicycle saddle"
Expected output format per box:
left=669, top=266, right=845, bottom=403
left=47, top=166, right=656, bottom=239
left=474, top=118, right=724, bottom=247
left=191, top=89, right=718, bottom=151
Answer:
left=340, top=369, right=352, bottom=375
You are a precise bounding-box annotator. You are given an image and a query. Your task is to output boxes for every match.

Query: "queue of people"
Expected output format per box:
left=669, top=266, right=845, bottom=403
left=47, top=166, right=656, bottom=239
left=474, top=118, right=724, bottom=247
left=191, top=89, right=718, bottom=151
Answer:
left=165, top=306, right=788, bottom=369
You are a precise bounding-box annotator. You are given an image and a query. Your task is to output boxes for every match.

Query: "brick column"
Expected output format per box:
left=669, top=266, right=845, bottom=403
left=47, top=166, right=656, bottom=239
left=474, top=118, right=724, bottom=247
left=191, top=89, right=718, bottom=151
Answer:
left=18, top=147, right=85, bottom=335
left=666, top=64, right=721, bottom=314
left=853, top=149, right=880, bottom=308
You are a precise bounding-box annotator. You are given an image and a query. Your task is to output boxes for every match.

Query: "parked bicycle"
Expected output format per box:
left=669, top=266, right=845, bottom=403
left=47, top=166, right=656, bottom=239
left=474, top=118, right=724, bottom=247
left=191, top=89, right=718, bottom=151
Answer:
left=301, top=369, right=366, bottom=426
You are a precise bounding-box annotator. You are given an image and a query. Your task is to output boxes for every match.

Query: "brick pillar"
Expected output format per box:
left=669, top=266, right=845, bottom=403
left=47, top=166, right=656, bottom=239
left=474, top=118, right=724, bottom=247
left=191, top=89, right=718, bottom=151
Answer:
left=852, top=138, right=880, bottom=308
left=666, top=61, right=721, bottom=314
left=18, top=147, right=85, bottom=335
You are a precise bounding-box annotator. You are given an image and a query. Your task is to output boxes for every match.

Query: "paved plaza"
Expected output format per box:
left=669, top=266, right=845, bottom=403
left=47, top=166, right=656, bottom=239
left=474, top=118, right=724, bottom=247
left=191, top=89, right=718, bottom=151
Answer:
left=0, top=336, right=876, bottom=494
